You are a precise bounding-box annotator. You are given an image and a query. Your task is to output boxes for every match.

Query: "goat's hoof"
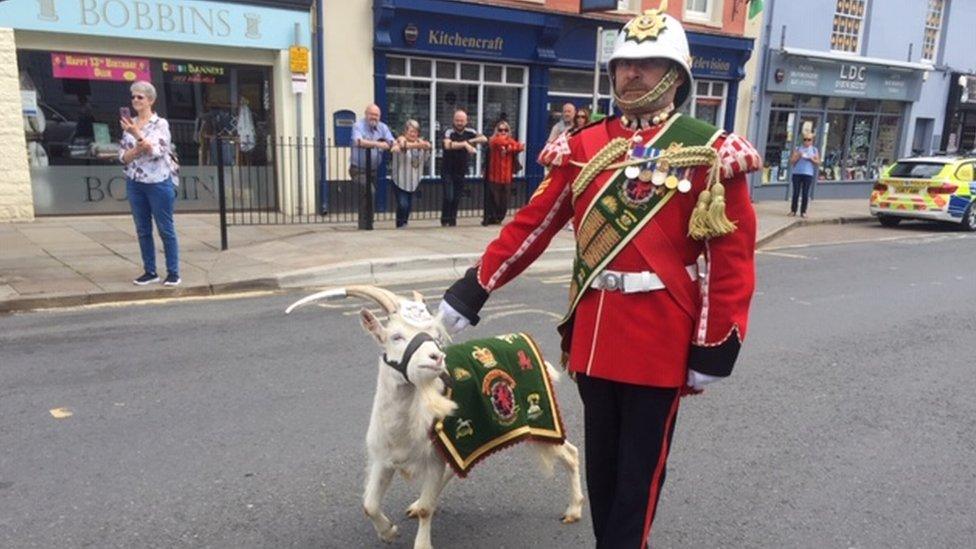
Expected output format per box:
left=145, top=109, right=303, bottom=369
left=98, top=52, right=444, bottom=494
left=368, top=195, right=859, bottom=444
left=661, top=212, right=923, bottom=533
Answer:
left=378, top=524, right=398, bottom=543
left=406, top=501, right=421, bottom=518
left=561, top=513, right=581, bottom=524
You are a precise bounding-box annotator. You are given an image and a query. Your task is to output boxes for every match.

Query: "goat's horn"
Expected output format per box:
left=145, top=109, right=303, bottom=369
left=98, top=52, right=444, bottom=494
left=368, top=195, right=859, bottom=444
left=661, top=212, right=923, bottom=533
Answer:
left=343, top=285, right=399, bottom=314
left=412, top=290, right=425, bottom=303
left=284, top=288, right=348, bottom=314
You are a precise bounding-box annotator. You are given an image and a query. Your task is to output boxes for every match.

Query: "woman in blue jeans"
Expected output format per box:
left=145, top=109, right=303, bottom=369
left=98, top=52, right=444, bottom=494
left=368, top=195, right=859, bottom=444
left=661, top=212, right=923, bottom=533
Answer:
left=789, top=133, right=820, bottom=217
left=119, top=81, right=181, bottom=286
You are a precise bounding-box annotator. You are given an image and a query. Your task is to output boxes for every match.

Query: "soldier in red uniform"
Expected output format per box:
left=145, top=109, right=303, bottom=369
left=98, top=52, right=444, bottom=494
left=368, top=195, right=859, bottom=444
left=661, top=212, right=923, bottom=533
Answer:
left=439, top=4, right=762, bottom=547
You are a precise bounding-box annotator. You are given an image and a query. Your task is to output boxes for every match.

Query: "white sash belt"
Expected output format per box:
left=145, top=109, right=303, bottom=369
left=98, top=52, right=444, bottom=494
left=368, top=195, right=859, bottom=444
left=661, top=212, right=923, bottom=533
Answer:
left=591, top=265, right=699, bottom=294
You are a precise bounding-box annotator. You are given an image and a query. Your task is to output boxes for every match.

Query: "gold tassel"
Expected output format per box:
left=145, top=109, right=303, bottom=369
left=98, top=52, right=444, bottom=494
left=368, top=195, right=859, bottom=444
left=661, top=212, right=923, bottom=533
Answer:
left=705, top=182, right=737, bottom=236
left=688, top=189, right=712, bottom=240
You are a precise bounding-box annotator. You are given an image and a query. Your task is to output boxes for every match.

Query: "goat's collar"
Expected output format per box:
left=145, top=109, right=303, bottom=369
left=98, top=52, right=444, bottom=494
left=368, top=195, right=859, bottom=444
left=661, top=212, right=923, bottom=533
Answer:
left=382, top=332, right=437, bottom=384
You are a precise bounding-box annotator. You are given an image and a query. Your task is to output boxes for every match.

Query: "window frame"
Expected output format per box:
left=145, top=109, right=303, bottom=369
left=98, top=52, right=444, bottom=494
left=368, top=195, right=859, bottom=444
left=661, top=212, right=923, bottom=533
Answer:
left=684, top=0, right=715, bottom=24
left=830, top=0, right=869, bottom=55
left=386, top=55, right=529, bottom=178
left=921, top=0, right=945, bottom=63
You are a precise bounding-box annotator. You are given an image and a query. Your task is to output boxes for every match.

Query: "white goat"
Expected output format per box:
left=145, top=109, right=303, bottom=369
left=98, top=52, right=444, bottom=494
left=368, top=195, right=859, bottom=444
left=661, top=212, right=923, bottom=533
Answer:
left=286, top=285, right=584, bottom=549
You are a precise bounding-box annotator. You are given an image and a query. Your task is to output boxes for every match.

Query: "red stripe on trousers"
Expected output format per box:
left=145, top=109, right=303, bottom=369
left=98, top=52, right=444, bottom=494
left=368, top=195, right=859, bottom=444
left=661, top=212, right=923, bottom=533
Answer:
left=639, top=392, right=681, bottom=548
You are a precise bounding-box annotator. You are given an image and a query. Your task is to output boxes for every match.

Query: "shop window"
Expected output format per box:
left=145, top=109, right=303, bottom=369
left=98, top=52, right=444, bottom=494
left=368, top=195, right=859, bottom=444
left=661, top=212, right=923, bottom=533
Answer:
left=845, top=114, right=875, bottom=180
left=830, top=0, right=866, bottom=54
left=385, top=80, right=431, bottom=146
left=797, top=96, right=823, bottom=109
left=880, top=101, right=902, bottom=114
left=485, top=65, right=504, bottom=83
left=771, top=93, right=794, bottom=108
left=436, top=61, right=456, bottom=80
left=874, top=116, right=900, bottom=169
left=854, top=99, right=879, bottom=112
left=684, top=80, right=726, bottom=128
left=922, top=0, right=945, bottom=62
left=506, top=67, right=526, bottom=84
left=826, top=96, right=852, bottom=110
left=461, top=64, right=480, bottom=81
left=763, top=110, right=795, bottom=183
left=822, top=112, right=850, bottom=181
left=549, top=69, right=610, bottom=96
left=386, top=56, right=527, bottom=178
left=388, top=57, right=406, bottom=76
left=18, top=49, right=271, bottom=169
left=410, top=59, right=432, bottom=77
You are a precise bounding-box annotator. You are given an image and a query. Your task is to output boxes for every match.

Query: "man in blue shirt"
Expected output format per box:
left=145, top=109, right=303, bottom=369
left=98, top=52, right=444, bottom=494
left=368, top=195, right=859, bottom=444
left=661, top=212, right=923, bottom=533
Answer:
left=789, top=133, right=820, bottom=217
left=350, top=104, right=395, bottom=185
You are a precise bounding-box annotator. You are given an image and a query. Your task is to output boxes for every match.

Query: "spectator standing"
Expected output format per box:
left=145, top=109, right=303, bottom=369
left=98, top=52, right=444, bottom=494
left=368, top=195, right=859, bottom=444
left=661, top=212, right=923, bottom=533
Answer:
left=789, top=133, right=820, bottom=217
left=389, top=119, right=432, bottom=228
left=119, top=80, right=181, bottom=287
left=547, top=102, right=577, bottom=143
left=483, top=120, right=525, bottom=225
left=574, top=107, right=592, bottom=131
left=350, top=104, right=394, bottom=190
left=440, top=109, right=486, bottom=227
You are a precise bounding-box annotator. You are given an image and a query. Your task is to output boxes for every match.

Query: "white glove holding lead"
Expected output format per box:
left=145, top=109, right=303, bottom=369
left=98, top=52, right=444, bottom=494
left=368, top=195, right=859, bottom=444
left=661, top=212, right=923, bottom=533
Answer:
left=437, top=300, right=470, bottom=335
left=687, top=369, right=723, bottom=391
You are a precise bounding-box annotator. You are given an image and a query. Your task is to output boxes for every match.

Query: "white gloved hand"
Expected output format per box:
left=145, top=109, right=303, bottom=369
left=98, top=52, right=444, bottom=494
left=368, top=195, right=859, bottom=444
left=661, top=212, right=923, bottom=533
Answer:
left=438, top=300, right=470, bottom=335
left=687, top=369, right=723, bottom=391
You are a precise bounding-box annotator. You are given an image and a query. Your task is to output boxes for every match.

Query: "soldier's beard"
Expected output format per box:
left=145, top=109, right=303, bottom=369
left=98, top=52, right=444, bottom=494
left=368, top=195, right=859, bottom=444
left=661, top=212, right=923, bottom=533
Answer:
left=613, top=65, right=681, bottom=115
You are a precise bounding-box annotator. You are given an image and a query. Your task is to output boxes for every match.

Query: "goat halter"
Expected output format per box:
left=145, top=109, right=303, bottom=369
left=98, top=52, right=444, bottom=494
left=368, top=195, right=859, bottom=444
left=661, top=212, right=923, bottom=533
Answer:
left=382, top=332, right=439, bottom=385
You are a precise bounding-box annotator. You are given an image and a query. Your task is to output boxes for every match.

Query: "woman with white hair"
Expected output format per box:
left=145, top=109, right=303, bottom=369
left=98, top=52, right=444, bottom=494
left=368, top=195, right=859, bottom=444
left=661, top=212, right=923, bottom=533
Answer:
left=119, top=80, right=181, bottom=286
left=389, top=119, right=431, bottom=228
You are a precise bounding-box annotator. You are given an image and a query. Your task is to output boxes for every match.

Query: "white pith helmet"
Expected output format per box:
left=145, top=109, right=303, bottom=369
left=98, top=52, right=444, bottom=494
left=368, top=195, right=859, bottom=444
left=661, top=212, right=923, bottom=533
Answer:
left=607, top=2, right=694, bottom=109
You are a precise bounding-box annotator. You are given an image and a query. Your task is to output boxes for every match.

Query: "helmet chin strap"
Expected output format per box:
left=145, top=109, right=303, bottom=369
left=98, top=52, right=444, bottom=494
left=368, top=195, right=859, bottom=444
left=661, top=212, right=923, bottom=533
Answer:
left=612, top=65, right=681, bottom=115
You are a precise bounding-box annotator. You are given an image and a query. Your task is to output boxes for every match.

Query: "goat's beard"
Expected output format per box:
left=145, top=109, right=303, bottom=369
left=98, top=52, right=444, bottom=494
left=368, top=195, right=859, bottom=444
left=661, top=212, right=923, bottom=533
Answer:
left=418, top=381, right=457, bottom=420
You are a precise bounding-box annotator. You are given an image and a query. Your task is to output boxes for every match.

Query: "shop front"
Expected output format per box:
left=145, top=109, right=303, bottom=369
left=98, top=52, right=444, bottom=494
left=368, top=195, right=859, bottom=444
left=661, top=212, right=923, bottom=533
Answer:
left=941, top=73, right=976, bottom=154
left=3, top=0, right=313, bottom=215
left=754, top=48, right=928, bottom=199
left=373, top=0, right=754, bottom=194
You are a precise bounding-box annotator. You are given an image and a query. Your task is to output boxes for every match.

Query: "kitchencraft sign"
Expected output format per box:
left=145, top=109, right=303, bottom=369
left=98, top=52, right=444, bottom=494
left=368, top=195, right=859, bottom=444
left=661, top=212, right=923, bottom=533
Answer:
left=766, top=50, right=923, bottom=102
left=0, top=0, right=307, bottom=50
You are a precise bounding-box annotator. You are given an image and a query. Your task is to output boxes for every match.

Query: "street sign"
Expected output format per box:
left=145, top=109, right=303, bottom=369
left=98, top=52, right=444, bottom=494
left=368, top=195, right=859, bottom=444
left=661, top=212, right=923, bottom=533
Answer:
left=289, top=45, right=309, bottom=74
left=599, top=29, right=619, bottom=63
left=291, top=73, right=308, bottom=94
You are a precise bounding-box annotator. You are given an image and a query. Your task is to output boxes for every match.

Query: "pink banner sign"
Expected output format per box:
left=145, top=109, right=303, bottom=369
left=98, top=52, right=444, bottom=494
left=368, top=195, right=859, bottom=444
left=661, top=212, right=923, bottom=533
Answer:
left=51, top=53, right=151, bottom=82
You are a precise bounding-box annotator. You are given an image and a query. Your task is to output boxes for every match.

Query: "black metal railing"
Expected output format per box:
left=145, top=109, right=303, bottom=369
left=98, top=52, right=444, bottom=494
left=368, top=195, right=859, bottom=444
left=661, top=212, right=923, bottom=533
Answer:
left=214, top=136, right=531, bottom=248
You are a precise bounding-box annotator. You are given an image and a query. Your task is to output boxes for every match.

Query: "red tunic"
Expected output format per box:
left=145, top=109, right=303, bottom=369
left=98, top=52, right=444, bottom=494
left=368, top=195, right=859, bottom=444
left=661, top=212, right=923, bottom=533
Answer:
left=486, top=135, right=525, bottom=184
left=445, top=115, right=761, bottom=388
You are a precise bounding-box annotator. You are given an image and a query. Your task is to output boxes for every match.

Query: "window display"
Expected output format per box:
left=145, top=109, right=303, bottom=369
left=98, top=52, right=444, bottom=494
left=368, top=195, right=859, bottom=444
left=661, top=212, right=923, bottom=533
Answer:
left=763, top=95, right=903, bottom=183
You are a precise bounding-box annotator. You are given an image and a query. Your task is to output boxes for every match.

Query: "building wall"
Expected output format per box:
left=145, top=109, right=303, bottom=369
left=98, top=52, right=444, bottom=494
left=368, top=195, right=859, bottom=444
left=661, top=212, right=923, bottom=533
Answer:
left=322, top=0, right=374, bottom=146
left=0, top=28, right=33, bottom=222
left=735, top=11, right=763, bottom=136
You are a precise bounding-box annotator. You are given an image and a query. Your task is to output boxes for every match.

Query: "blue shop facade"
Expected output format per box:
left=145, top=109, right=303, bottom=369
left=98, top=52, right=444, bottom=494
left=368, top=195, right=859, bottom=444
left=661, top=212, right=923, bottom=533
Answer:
left=372, top=0, right=754, bottom=192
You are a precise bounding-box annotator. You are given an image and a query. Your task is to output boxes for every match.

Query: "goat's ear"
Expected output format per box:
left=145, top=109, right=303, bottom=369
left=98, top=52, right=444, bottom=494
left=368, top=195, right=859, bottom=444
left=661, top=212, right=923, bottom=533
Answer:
left=412, top=290, right=425, bottom=304
left=359, top=307, right=386, bottom=344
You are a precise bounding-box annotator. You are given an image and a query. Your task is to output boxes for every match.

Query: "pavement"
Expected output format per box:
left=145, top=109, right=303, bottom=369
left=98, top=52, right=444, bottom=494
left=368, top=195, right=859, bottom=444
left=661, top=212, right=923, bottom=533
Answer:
left=0, top=198, right=873, bottom=313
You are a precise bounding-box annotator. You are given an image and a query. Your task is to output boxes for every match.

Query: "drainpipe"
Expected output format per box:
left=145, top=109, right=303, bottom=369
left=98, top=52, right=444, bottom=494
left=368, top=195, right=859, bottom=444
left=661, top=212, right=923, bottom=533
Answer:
left=750, top=0, right=776, bottom=197
left=315, top=0, right=328, bottom=214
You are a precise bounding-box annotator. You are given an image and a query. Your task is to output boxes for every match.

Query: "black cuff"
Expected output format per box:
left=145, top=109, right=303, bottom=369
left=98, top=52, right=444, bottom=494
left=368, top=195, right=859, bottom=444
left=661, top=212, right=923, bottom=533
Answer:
left=687, top=334, right=742, bottom=377
left=443, top=267, right=489, bottom=326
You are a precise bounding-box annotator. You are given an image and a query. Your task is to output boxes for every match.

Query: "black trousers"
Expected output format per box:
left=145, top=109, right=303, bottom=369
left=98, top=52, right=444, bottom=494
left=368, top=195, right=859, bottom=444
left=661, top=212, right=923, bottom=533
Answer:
left=440, top=172, right=465, bottom=225
left=576, top=374, right=681, bottom=549
left=791, top=174, right=814, bottom=215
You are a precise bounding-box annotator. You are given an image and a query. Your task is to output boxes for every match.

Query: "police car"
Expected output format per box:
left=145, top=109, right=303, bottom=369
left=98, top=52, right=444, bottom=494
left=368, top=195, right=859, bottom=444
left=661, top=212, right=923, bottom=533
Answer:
left=869, top=156, right=976, bottom=231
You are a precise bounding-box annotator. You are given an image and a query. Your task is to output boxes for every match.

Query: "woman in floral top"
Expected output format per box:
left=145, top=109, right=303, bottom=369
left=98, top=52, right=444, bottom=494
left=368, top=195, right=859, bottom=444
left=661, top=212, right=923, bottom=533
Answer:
left=119, top=81, right=181, bottom=286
